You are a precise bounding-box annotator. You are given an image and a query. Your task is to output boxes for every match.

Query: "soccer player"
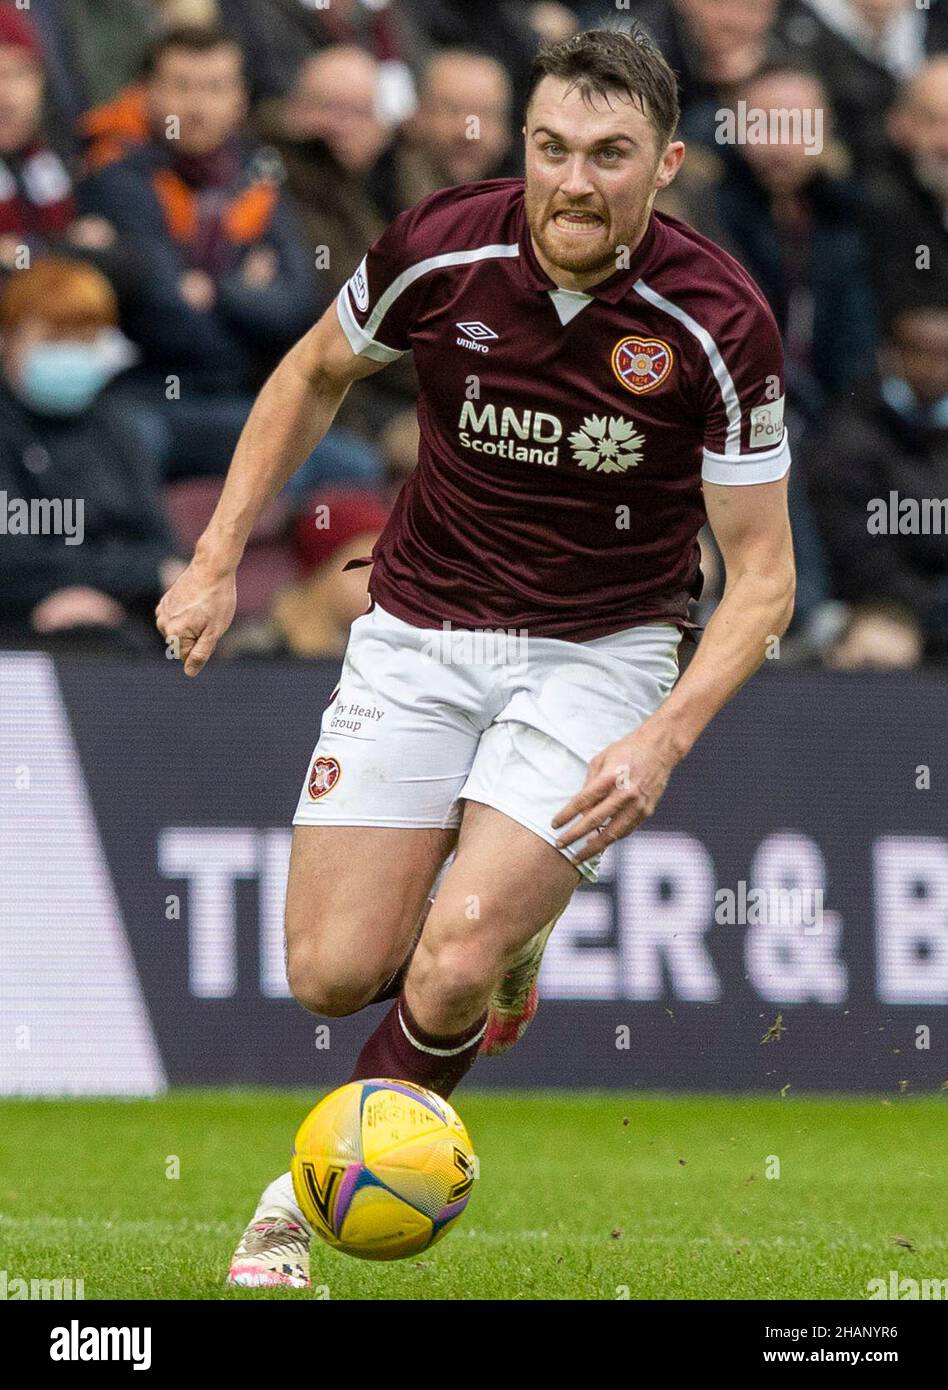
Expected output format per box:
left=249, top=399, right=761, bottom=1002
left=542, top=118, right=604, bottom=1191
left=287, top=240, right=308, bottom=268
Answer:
left=156, top=26, right=795, bottom=1287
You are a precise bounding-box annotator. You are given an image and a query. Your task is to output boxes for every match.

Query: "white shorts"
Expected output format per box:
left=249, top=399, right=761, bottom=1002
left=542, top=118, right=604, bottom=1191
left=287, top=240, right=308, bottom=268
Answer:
left=293, top=601, right=682, bottom=881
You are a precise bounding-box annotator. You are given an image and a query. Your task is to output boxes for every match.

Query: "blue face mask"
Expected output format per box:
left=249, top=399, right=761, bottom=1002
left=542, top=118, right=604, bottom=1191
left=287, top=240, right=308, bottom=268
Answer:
left=18, top=341, right=115, bottom=417
left=881, top=376, right=948, bottom=429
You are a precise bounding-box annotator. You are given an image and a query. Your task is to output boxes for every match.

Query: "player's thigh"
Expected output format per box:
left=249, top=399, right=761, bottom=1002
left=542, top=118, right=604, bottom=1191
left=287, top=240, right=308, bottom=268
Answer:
left=416, top=800, right=580, bottom=983
left=285, top=823, right=457, bottom=1007
left=459, top=623, right=682, bottom=876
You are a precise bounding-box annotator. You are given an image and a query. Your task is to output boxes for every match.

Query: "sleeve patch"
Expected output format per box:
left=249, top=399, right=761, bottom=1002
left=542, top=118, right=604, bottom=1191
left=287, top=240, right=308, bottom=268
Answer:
left=348, top=257, right=369, bottom=313
left=749, top=395, right=785, bottom=449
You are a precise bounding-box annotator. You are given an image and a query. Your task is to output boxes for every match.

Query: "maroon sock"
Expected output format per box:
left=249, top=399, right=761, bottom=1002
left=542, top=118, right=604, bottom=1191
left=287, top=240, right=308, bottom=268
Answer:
left=348, top=993, right=486, bottom=1098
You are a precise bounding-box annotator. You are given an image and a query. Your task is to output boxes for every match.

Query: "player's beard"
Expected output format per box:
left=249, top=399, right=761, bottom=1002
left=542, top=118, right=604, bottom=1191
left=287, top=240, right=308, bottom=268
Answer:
left=526, top=192, right=652, bottom=280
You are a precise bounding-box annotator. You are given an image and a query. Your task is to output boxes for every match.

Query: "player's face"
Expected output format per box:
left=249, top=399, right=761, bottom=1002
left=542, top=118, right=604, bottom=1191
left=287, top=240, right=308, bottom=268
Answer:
left=524, top=76, right=682, bottom=289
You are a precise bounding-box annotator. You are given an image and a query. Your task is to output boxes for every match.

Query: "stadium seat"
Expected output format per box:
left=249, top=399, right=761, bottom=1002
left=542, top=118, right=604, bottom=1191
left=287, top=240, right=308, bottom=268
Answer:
left=164, top=479, right=299, bottom=618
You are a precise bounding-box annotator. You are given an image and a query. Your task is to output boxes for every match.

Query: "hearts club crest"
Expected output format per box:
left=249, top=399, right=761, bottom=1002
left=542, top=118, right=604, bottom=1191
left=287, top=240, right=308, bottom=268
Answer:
left=308, top=756, right=341, bottom=800
left=611, top=336, right=674, bottom=394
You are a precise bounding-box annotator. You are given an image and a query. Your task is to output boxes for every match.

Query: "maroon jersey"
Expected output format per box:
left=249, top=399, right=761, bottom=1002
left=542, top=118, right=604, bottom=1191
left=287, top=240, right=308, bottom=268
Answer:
left=338, top=178, right=790, bottom=641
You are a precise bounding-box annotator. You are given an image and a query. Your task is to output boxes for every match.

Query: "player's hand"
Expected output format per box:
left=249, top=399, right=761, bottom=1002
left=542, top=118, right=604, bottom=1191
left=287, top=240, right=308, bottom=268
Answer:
left=552, top=722, right=678, bottom=862
left=155, top=556, right=237, bottom=677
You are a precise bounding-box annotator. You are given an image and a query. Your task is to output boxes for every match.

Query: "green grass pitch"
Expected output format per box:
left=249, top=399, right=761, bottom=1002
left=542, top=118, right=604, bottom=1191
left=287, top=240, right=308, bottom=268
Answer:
left=0, top=1089, right=944, bottom=1300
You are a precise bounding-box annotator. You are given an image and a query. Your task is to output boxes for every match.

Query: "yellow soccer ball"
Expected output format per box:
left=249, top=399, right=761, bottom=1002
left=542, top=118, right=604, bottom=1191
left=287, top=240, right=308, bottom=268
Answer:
left=290, top=1079, right=478, bottom=1261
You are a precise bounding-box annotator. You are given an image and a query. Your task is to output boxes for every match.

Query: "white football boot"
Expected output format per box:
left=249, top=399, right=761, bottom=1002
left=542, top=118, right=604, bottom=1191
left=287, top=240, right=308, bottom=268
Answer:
left=227, top=1175, right=312, bottom=1289
left=227, top=1211, right=311, bottom=1289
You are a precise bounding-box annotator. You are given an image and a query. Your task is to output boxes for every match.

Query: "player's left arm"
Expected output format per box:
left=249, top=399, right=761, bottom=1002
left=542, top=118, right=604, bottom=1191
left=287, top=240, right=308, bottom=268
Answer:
left=553, top=475, right=795, bottom=860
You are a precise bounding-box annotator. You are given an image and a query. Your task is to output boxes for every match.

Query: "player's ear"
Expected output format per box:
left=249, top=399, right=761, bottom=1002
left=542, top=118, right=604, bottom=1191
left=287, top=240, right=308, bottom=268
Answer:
left=654, top=140, right=685, bottom=191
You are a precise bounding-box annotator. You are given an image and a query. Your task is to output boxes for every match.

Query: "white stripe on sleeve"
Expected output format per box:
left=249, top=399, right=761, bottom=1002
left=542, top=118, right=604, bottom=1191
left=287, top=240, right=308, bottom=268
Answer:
left=337, top=242, right=520, bottom=362
left=335, top=286, right=405, bottom=363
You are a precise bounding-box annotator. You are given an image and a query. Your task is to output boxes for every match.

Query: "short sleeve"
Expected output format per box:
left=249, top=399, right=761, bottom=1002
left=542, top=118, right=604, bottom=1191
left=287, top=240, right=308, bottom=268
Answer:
left=697, top=294, right=791, bottom=486
left=335, top=209, right=421, bottom=363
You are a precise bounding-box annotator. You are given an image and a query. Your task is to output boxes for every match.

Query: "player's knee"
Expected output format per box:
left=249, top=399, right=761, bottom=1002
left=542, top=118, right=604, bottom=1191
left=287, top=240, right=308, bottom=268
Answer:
left=286, top=942, right=379, bottom=1018
left=412, top=936, right=495, bottom=1014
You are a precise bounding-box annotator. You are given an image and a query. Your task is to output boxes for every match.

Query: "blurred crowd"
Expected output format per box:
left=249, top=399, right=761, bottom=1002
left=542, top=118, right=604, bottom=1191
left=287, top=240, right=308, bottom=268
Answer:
left=0, top=0, right=945, bottom=668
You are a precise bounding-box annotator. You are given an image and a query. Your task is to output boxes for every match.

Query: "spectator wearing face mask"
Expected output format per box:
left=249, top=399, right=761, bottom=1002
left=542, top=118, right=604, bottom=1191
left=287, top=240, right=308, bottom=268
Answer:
left=0, top=257, right=184, bottom=652
left=806, top=304, right=948, bottom=668
left=865, top=56, right=948, bottom=322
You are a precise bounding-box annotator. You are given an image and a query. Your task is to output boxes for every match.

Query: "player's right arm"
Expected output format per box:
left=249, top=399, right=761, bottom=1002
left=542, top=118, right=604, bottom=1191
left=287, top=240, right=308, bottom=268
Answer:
left=155, top=304, right=388, bottom=676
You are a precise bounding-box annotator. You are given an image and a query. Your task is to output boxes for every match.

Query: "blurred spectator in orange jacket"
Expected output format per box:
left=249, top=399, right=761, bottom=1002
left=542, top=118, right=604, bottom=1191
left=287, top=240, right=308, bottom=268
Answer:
left=78, top=26, right=341, bottom=481
left=78, top=3, right=223, bottom=173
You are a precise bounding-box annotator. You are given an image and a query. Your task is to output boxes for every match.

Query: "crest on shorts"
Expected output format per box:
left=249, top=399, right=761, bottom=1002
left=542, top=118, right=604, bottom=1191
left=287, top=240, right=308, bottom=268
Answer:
left=611, top=336, right=674, bottom=394
left=308, top=756, right=341, bottom=800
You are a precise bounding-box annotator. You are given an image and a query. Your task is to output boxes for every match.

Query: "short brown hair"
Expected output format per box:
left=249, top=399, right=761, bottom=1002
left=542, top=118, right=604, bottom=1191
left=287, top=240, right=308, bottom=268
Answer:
left=526, top=25, right=680, bottom=151
left=141, top=25, right=245, bottom=79
left=0, top=257, right=118, bottom=334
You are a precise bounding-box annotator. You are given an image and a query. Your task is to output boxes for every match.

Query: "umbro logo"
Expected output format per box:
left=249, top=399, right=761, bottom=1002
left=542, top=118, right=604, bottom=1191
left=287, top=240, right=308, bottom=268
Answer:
left=457, top=320, right=497, bottom=340
left=456, top=320, right=498, bottom=353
